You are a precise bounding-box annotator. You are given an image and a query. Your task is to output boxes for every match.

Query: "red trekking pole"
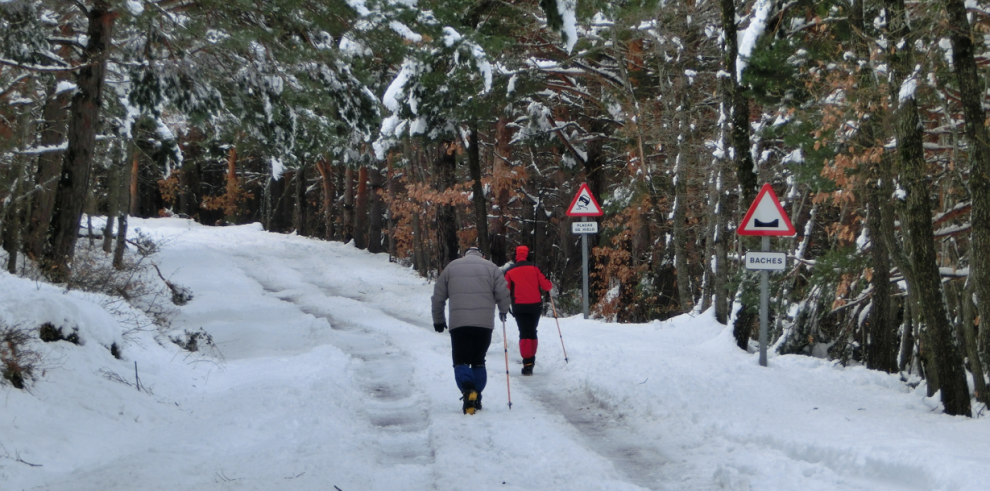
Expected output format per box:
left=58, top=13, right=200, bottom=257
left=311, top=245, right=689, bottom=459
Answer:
left=501, top=319, right=513, bottom=409
left=548, top=295, right=569, bottom=363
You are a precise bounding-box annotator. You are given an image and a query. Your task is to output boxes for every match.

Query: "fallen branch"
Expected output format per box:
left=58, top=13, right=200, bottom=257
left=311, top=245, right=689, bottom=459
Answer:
left=17, top=456, right=42, bottom=467
left=151, top=263, right=193, bottom=306
left=215, top=470, right=239, bottom=483
left=0, top=442, right=42, bottom=467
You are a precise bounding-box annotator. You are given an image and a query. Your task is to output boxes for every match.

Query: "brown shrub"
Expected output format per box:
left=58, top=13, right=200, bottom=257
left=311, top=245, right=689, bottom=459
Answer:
left=1, top=324, right=41, bottom=390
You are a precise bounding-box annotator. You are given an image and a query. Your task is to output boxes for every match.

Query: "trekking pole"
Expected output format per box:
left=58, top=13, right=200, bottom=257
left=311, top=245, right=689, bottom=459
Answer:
left=501, top=319, right=513, bottom=409
left=548, top=295, right=569, bottom=363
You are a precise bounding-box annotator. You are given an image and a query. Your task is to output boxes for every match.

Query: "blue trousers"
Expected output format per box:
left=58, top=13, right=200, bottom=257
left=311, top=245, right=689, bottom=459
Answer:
left=450, top=326, right=493, bottom=393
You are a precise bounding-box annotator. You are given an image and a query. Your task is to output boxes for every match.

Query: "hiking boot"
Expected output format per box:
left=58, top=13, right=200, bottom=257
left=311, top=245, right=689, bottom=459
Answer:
left=475, top=393, right=483, bottom=411
left=521, top=357, right=535, bottom=376
left=462, top=390, right=479, bottom=415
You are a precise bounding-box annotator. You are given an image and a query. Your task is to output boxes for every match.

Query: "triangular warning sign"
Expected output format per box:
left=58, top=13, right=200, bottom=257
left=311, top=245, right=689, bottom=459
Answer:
left=566, top=183, right=603, bottom=217
left=737, top=184, right=796, bottom=236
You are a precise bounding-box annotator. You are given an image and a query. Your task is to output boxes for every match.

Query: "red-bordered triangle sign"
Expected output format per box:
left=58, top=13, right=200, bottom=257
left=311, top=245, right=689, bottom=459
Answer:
left=737, top=184, right=796, bottom=236
left=566, top=183, right=603, bottom=217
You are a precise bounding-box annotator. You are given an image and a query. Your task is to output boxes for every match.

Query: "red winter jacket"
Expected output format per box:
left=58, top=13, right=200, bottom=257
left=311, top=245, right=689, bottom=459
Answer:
left=504, top=246, right=552, bottom=307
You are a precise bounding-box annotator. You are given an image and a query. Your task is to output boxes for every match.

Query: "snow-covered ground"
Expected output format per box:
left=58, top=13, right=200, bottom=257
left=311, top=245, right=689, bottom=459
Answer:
left=2, top=217, right=989, bottom=491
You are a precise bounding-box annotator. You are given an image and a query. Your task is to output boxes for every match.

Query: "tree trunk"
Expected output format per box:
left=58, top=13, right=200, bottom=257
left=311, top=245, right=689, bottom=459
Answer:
left=294, top=166, right=307, bottom=236
left=899, top=300, right=915, bottom=373
left=2, top=173, right=23, bottom=274
left=386, top=158, right=397, bottom=258
left=717, top=0, right=748, bottom=333
left=489, top=117, right=513, bottom=267
left=222, top=147, right=239, bottom=223
left=178, top=163, right=196, bottom=218
left=984, top=310, right=990, bottom=371
left=25, top=71, right=71, bottom=260
left=113, top=144, right=134, bottom=270
left=583, top=121, right=608, bottom=305
left=436, top=141, right=459, bottom=269
left=44, top=3, right=116, bottom=280
left=700, top=165, right=718, bottom=314
left=943, top=0, right=990, bottom=406
left=2, top=207, right=20, bottom=274
left=713, top=166, right=732, bottom=328
left=869, top=141, right=919, bottom=375
left=900, top=83, right=969, bottom=415
left=885, top=0, right=970, bottom=416
left=368, top=164, right=384, bottom=253
left=102, top=147, right=123, bottom=253
left=3, top=105, right=33, bottom=273
left=129, top=147, right=141, bottom=217
left=849, top=0, right=898, bottom=372
left=265, top=171, right=291, bottom=233
left=960, top=274, right=989, bottom=404
left=673, top=114, right=694, bottom=313
left=343, top=166, right=355, bottom=243
left=467, top=123, right=490, bottom=256
left=672, top=184, right=692, bottom=312
left=315, top=159, right=335, bottom=240
left=409, top=144, right=428, bottom=274
left=865, top=178, right=898, bottom=372
left=583, top=123, right=607, bottom=212
left=263, top=171, right=277, bottom=231
left=113, top=212, right=128, bottom=269
left=354, top=166, right=369, bottom=249
left=412, top=212, right=426, bottom=275
left=719, top=0, right=757, bottom=204
left=715, top=199, right=732, bottom=327
left=102, top=213, right=116, bottom=254
left=332, top=162, right=344, bottom=240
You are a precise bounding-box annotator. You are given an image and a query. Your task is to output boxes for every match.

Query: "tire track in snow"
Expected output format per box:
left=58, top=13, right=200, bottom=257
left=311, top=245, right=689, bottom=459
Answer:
left=518, top=366, right=922, bottom=491
left=518, top=374, right=672, bottom=491
left=248, top=274, right=436, bottom=468
left=303, top=278, right=434, bottom=331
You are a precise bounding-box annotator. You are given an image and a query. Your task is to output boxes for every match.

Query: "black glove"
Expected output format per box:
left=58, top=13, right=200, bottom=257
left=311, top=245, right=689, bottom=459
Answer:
left=434, top=323, right=446, bottom=333
left=499, top=312, right=507, bottom=322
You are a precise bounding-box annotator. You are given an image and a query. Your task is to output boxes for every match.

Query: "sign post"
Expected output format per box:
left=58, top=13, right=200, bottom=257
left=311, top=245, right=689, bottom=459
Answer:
left=566, top=183, right=603, bottom=319
left=737, top=184, right=796, bottom=366
left=581, top=218, right=589, bottom=319
left=759, top=236, right=770, bottom=366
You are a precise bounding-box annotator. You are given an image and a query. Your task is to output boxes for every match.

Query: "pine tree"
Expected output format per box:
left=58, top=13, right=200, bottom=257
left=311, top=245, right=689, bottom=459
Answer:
left=941, top=0, right=990, bottom=406
left=44, top=1, right=117, bottom=280
left=882, top=0, right=970, bottom=416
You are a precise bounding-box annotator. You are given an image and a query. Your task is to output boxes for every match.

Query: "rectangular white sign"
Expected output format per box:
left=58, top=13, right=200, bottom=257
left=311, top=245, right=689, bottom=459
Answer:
left=571, top=222, right=599, bottom=234
left=745, top=252, right=787, bottom=270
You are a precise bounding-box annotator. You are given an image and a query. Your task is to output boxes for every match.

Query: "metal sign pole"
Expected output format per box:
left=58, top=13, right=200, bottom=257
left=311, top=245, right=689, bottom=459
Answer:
left=759, top=236, right=770, bottom=367
left=582, top=217, right=589, bottom=319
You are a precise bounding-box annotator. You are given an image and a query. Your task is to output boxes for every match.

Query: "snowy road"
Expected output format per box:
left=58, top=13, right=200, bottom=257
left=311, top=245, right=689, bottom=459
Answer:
left=4, top=218, right=990, bottom=491
left=248, top=254, right=685, bottom=490
left=223, top=233, right=652, bottom=490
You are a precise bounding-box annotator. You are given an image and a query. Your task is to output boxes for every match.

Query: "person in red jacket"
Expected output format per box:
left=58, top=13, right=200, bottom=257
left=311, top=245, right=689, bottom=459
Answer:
left=503, top=245, right=553, bottom=375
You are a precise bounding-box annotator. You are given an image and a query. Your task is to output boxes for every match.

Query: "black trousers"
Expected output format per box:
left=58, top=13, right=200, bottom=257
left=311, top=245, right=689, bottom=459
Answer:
left=450, top=326, right=493, bottom=366
left=514, top=312, right=540, bottom=340
left=513, top=303, right=542, bottom=340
